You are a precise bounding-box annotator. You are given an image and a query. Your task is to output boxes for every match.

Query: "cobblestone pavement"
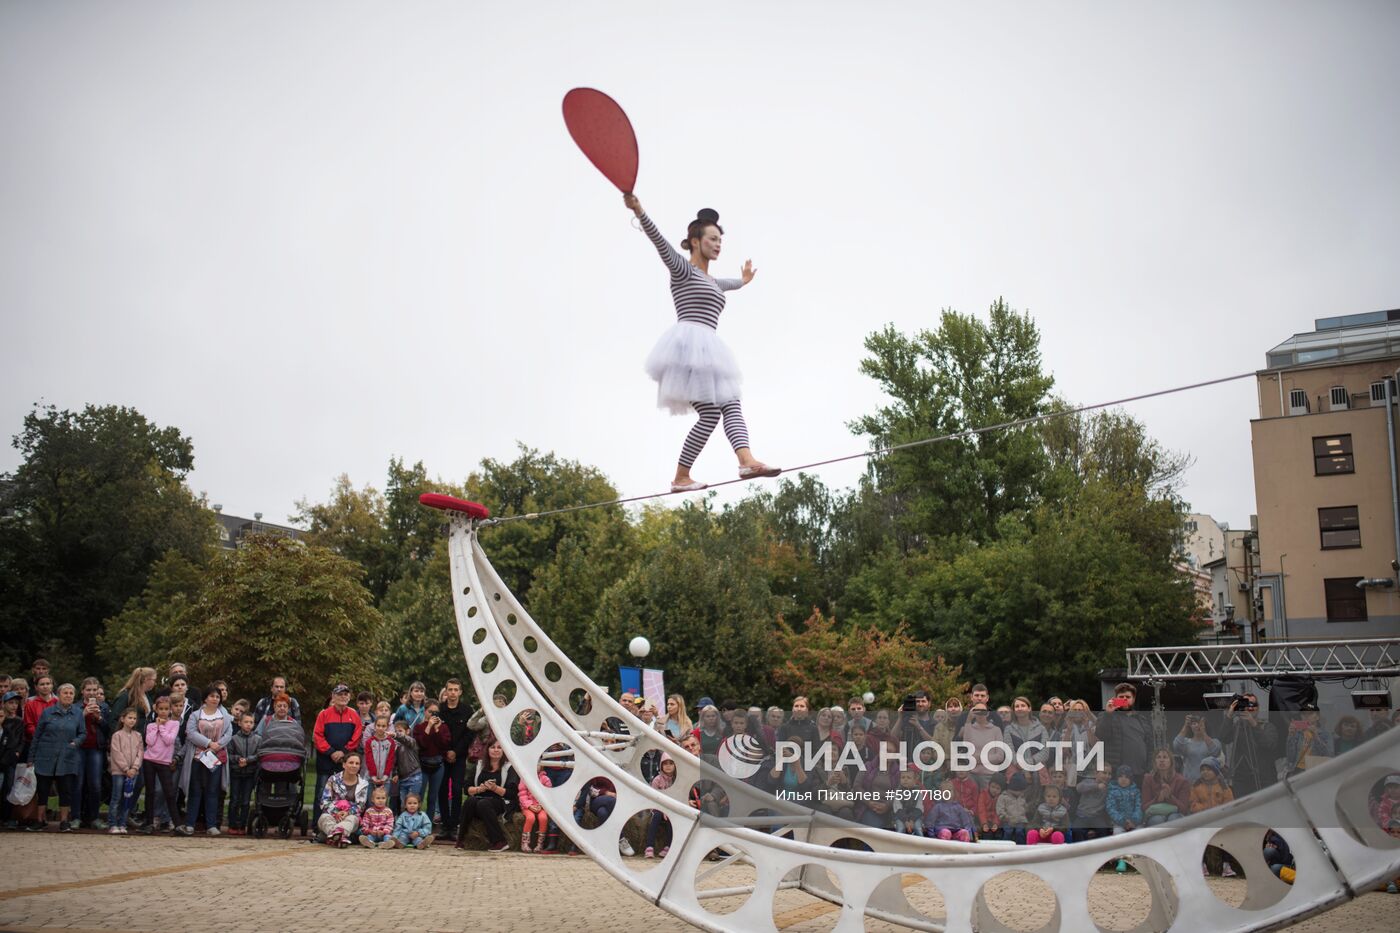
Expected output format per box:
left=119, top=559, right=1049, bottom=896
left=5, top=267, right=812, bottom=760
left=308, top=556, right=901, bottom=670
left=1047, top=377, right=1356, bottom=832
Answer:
left=0, top=833, right=1397, bottom=932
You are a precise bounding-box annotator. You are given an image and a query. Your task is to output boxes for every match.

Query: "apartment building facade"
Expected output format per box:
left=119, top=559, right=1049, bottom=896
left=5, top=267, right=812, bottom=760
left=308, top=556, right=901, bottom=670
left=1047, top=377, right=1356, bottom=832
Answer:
left=1251, top=310, right=1400, bottom=639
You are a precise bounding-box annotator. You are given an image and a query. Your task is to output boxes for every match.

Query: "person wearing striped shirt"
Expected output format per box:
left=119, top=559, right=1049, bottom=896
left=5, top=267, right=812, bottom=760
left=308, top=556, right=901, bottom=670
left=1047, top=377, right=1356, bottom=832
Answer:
left=624, top=193, right=780, bottom=492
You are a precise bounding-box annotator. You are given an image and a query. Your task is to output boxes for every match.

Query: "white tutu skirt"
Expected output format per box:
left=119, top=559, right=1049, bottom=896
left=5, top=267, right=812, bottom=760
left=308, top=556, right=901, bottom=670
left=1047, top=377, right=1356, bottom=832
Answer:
left=644, top=321, right=744, bottom=415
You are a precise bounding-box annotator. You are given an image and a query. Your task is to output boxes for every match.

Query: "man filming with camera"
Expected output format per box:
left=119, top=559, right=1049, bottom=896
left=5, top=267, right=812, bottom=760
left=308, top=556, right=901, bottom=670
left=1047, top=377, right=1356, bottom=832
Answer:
left=1096, top=682, right=1152, bottom=783
left=1220, top=692, right=1278, bottom=797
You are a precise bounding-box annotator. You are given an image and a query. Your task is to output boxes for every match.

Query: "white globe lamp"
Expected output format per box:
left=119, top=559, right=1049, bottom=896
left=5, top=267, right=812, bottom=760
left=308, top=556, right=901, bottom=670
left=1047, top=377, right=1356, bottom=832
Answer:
left=629, top=636, right=651, bottom=659
left=862, top=691, right=876, bottom=705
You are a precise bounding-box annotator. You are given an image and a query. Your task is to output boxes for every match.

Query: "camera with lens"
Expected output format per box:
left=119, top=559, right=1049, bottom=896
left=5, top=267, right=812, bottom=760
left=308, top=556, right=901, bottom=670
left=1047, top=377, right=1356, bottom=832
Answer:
left=1229, top=693, right=1256, bottom=710
left=901, top=694, right=918, bottom=714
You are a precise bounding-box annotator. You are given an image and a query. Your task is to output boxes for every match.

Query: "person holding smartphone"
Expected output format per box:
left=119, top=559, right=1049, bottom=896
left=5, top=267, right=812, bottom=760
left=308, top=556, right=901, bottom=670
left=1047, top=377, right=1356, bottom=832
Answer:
left=413, top=702, right=452, bottom=828
left=454, top=741, right=517, bottom=851
left=1221, top=693, right=1278, bottom=797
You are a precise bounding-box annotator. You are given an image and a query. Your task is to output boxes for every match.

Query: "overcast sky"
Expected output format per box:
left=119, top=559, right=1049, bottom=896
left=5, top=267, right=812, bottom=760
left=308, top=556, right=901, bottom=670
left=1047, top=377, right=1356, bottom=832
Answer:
left=3, top=2, right=1398, bottom=530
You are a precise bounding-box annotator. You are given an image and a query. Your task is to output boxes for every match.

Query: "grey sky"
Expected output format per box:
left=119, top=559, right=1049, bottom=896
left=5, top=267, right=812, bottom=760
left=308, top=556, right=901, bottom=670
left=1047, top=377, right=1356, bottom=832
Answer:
left=3, top=2, right=1397, bottom=530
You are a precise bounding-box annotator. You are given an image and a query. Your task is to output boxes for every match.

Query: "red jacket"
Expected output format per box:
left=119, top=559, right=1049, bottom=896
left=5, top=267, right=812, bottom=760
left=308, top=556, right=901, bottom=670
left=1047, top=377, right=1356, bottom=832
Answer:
left=24, top=696, right=56, bottom=741
left=976, top=788, right=1001, bottom=828
left=313, top=705, right=363, bottom=755
left=362, top=732, right=397, bottom=782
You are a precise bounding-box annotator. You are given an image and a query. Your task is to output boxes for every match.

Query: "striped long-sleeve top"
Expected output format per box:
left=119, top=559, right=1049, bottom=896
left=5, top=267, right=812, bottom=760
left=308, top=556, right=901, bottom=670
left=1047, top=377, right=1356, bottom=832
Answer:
left=639, top=212, right=744, bottom=330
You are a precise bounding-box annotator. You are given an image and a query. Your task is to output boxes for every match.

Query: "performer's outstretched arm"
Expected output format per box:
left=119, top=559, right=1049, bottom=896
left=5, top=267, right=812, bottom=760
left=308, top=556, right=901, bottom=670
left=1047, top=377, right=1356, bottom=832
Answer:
left=624, top=193, right=687, bottom=280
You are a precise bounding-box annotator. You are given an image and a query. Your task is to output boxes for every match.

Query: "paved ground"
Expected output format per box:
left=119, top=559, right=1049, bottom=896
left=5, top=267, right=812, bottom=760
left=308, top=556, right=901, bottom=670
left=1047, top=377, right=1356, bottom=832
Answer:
left=0, top=833, right=1397, bottom=932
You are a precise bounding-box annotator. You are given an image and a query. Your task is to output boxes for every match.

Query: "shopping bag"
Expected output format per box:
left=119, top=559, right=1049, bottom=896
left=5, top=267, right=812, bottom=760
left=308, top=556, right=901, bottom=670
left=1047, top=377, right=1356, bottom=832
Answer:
left=6, top=762, right=36, bottom=806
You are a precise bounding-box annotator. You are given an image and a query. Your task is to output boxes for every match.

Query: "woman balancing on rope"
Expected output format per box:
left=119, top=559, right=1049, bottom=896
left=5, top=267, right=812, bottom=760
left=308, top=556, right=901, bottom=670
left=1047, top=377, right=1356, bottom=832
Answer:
left=624, top=194, right=780, bottom=492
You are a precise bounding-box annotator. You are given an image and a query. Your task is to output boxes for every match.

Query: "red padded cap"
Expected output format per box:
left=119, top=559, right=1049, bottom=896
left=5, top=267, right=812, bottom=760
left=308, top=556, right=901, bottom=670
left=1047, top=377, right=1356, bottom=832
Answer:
left=562, top=87, right=639, bottom=193
left=418, top=493, right=490, bottom=519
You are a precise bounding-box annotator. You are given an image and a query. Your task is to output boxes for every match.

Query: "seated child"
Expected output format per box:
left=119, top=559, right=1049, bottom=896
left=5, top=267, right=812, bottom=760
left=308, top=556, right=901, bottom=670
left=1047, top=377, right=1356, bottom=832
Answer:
left=325, top=799, right=357, bottom=847
left=1027, top=784, right=1068, bottom=845
left=996, top=772, right=1030, bottom=844
left=643, top=755, right=671, bottom=858
left=359, top=787, right=396, bottom=849
left=927, top=797, right=975, bottom=843
left=520, top=767, right=552, bottom=853
left=1073, top=768, right=1111, bottom=842
left=391, top=793, right=434, bottom=850
left=976, top=776, right=1004, bottom=841
left=893, top=767, right=925, bottom=836
left=1107, top=766, right=1142, bottom=835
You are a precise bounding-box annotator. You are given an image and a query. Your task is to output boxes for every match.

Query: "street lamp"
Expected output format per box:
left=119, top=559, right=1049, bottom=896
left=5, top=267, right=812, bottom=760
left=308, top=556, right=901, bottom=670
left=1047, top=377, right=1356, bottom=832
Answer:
left=629, top=636, right=651, bottom=659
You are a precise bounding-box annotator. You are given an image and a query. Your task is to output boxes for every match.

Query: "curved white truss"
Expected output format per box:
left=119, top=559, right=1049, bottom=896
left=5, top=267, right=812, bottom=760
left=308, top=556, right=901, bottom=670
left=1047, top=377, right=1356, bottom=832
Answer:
left=438, top=512, right=1400, bottom=933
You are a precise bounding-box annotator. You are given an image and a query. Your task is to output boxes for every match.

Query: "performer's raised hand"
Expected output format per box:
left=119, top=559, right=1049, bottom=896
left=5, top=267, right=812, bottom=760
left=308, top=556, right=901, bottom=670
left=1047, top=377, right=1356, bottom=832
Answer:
left=623, top=193, right=643, bottom=216
left=741, top=259, right=756, bottom=284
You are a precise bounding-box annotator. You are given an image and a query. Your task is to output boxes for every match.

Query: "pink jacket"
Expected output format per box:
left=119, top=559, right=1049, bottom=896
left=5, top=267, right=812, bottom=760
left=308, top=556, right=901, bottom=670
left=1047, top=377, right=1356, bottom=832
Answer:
left=518, top=771, right=551, bottom=810
left=109, top=729, right=144, bottom=774
left=143, top=719, right=180, bottom=765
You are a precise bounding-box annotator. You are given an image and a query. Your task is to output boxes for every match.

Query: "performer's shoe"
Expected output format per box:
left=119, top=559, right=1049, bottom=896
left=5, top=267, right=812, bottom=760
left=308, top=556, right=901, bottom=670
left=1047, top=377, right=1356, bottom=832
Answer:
left=670, top=480, right=708, bottom=493
left=738, top=463, right=781, bottom=479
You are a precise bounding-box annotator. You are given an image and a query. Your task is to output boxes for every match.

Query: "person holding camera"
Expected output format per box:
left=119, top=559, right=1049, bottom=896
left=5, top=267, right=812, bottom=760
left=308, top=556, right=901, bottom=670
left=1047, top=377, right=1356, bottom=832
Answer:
left=1172, top=713, right=1223, bottom=783
left=1220, top=692, right=1278, bottom=797
left=1096, top=683, right=1152, bottom=783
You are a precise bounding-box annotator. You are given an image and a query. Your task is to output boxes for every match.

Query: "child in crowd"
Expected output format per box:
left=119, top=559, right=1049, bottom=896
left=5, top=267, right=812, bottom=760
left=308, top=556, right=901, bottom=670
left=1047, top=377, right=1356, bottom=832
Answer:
left=141, top=696, right=180, bottom=834
left=230, top=699, right=250, bottom=727
left=1189, top=758, right=1233, bottom=814
left=894, top=767, right=925, bottom=836
left=521, top=767, right=553, bottom=853
left=946, top=764, right=980, bottom=815
left=392, top=720, right=422, bottom=814
left=1073, top=767, right=1111, bottom=842
left=325, top=798, right=357, bottom=847
left=1107, top=765, right=1142, bottom=835
left=996, top=772, right=1030, bottom=844
left=1027, top=784, right=1068, bottom=845
left=927, top=796, right=975, bottom=842
left=107, top=707, right=143, bottom=834
left=391, top=793, right=434, bottom=850
left=977, top=776, right=1004, bottom=840
left=356, top=692, right=375, bottom=733
left=360, top=787, right=396, bottom=849
left=227, top=712, right=261, bottom=835
left=363, top=714, right=397, bottom=804
left=860, top=774, right=895, bottom=830
left=642, top=753, right=675, bottom=858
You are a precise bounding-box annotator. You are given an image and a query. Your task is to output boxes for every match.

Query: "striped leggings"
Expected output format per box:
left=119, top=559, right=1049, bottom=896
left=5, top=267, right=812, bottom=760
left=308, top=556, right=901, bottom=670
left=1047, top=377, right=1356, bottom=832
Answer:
left=679, top=401, right=750, bottom=468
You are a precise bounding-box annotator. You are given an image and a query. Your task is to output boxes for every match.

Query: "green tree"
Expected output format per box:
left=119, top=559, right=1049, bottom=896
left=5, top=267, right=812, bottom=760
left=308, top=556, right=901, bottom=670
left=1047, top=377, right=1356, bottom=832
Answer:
left=376, top=539, right=463, bottom=693
left=293, top=474, right=392, bottom=600
left=97, top=550, right=207, bottom=683
left=465, top=445, right=629, bottom=604
left=770, top=609, right=967, bottom=710
left=586, top=501, right=786, bottom=705
left=0, top=404, right=214, bottom=670
left=170, top=534, right=385, bottom=703
left=853, top=299, right=1054, bottom=545
left=527, top=515, right=639, bottom=676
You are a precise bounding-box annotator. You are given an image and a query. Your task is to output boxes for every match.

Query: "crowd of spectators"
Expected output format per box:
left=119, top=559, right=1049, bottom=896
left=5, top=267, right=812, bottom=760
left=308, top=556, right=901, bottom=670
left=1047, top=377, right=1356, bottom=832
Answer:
left=1, top=660, right=1397, bottom=889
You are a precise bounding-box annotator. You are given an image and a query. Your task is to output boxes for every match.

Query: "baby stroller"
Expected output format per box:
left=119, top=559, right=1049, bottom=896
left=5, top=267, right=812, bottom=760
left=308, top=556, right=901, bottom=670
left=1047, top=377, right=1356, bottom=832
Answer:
left=248, top=744, right=309, bottom=839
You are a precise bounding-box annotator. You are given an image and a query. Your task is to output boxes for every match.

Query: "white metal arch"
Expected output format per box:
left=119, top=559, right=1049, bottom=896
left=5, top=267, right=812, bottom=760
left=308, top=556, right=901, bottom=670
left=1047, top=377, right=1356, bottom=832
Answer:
left=434, top=509, right=1400, bottom=932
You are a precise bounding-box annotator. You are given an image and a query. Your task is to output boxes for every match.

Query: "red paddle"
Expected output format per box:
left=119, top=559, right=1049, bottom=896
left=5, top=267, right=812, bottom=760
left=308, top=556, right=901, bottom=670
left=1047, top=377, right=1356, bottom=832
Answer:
left=562, top=88, right=639, bottom=193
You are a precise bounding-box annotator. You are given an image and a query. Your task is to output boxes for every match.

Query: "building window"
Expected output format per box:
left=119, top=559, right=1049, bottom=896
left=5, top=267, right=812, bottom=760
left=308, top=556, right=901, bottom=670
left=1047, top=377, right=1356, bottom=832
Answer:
left=1319, top=506, right=1361, bottom=549
left=1313, top=435, right=1354, bottom=475
left=1324, top=577, right=1367, bottom=622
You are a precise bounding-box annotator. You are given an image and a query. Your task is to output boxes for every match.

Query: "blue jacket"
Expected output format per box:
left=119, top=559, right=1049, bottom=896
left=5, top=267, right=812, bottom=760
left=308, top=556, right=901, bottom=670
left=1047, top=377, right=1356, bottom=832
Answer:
left=29, top=702, right=86, bottom=776
left=1106, top=781, right=1143, bottom=826
left=394, top=809, right=433, bottom=839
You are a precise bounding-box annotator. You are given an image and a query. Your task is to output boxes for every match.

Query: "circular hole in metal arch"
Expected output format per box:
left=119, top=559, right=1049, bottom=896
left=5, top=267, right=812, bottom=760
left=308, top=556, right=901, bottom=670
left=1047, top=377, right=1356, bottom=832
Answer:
left=511, top=709, right=542, bottom=746
left=544, top=662, right=562, bottom=682
left=492, top=680, right=517, bottom=707
left=569, top=688, right=592, bottom=716
left=481, top=653, right=499, bottom=674
left=1202, top=822, right=1289, bottom=911
left=461, top=585, right=470, bottom=595
left=467, top=605, right=477, bottom=618
left=540, top=742, right=575, bottom=788
left=1087, top=854, right=1178, bottom=932
left=471, top=628, right=487, bottom=645
left=1334, top=767, right=1400, bottom=849
left=506, top=612, right=517, bottom=625
left=694, top=842, right=754, bottom=916
left=976, top=870, right=1058, bottom=933
left=686, top=780, right=730, bottom=819
left=618, top=808, right=669, bottom=869
left=774, top=864, right=842, bottom=931
left=523, top=635, right=538, bottom=653
left=572, top=777, right=616, bottom=829
left=493, top=592, right=501, bottom=601
left=871, top=873, right=946, bottom=927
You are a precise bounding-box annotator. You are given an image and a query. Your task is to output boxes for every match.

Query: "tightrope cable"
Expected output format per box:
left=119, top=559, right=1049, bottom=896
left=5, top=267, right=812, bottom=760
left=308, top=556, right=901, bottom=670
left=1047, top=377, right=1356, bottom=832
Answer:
left=483, top=369, right=1256, bottom=526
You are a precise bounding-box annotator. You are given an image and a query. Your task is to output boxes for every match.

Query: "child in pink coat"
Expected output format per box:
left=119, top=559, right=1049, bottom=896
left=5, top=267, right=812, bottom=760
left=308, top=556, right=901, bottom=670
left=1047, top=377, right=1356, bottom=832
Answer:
left=519, top=768, right=552, bottom=852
